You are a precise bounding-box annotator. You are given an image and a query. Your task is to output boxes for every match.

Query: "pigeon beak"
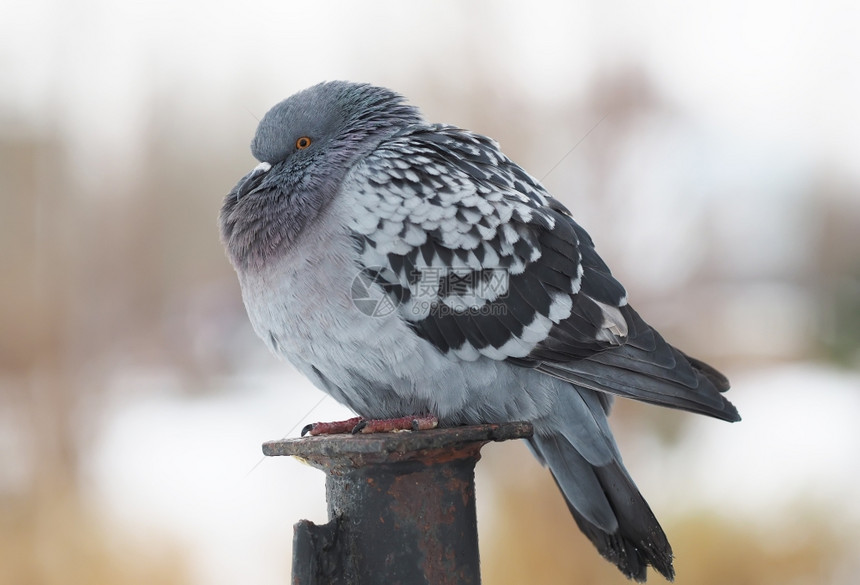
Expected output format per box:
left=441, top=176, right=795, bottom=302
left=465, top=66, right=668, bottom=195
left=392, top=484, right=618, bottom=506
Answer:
left=235, top=161, right=272, bottom=201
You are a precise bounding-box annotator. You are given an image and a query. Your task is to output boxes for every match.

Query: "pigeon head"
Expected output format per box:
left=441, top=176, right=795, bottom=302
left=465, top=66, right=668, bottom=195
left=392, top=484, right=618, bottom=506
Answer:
left=219, top=81, right=422, bottom=270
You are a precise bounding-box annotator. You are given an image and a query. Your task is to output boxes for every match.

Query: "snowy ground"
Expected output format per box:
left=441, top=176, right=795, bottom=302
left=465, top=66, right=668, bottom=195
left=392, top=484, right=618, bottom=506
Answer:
left=648, top=363, right=860, bottom=525
left=84, top=365, right=352, bottom=585
left=84, top=362, right=860, bottom=585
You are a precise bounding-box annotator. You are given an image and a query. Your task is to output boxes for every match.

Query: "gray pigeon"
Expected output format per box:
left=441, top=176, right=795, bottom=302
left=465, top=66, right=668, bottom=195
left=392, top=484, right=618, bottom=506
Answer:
left=220, top=81, right=739, bottom=582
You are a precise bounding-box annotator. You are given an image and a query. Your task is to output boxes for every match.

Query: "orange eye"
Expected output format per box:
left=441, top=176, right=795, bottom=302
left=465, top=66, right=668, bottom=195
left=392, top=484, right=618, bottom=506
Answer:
left=296, top=136, right=312, bottom=149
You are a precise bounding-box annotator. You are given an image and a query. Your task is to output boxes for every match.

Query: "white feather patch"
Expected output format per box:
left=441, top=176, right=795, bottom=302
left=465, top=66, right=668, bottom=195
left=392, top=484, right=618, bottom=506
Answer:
left=547, top=293, right=574, bottom=323
left=592, top=299, right=629, bottom=343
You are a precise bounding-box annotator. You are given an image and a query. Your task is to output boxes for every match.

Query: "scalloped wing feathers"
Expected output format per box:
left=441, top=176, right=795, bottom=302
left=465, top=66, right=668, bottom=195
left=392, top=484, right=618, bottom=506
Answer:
left=342, top=124, right=737, bottom=423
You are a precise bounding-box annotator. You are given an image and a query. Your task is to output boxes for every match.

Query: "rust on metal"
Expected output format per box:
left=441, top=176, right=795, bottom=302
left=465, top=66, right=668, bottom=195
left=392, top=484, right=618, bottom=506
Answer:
left=264, top=422, right=533, bottom=585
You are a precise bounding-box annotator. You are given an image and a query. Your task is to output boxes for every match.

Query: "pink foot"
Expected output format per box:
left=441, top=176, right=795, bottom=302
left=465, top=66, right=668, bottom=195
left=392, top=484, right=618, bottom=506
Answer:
left=354, top=414, right=439, bottom=434
left=301, top=416, right=363, bottom=436
left=301, top=415, right=438, bottom=436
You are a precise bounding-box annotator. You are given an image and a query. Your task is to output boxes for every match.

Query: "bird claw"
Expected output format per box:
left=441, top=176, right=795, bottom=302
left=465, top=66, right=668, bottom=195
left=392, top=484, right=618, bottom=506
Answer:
left=354, top=414, right=439, bottom=434
left=301, top=416, right=364, bottom=437
left=300, top=415, right=438, bottom=436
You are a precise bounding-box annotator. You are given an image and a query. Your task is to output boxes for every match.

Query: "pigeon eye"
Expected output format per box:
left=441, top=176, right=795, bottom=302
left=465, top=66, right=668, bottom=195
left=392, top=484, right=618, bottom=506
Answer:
left=296, top=136, right=312, bottom=149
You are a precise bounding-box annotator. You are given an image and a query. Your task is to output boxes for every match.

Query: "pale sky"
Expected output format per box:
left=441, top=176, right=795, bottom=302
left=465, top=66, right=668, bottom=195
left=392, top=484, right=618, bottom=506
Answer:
left=2, top=0, right=859, bottom=179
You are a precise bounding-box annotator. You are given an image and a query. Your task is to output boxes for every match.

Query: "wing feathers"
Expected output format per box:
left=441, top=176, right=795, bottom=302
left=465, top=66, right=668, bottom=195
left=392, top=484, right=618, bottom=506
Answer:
left=345, top=123, right=739, bottom=421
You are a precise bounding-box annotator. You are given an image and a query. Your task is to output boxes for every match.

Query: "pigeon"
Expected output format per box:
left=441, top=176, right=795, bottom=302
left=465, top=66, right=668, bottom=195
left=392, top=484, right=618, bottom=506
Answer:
left=219, top=81, right=740, bottom=582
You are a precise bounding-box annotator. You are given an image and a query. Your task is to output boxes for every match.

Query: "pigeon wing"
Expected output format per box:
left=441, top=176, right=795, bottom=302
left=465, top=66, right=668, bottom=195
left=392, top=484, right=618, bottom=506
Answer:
left=343, top=124, right=738, bottom=422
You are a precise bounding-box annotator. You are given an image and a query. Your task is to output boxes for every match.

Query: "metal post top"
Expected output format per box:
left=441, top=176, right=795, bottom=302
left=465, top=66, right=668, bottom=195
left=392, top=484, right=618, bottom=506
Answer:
left=262, top=422, right=533, bottom=464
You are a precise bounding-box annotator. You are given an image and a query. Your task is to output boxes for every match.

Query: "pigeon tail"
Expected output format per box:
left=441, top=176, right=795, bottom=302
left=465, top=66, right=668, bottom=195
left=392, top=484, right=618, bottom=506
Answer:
left=530, top=430, right=675, bottom=582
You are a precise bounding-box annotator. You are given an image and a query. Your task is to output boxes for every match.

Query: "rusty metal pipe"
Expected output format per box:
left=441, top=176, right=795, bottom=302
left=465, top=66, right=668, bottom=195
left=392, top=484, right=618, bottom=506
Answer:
left=263, top=422, right=533, bottom=585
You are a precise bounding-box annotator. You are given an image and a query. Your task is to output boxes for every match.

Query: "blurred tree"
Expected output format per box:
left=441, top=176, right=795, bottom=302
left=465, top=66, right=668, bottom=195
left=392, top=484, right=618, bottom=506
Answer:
left=813, top=178, right=860, bottom=368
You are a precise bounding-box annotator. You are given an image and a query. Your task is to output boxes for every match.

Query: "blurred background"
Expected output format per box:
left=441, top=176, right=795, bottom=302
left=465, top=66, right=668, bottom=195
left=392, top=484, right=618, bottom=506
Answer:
left=2, top=1, right=859, bottom=584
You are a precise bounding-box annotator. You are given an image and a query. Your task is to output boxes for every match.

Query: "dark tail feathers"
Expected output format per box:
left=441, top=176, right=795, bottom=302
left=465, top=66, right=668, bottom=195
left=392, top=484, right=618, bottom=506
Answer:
left=531, top=432, right=675, bottom=582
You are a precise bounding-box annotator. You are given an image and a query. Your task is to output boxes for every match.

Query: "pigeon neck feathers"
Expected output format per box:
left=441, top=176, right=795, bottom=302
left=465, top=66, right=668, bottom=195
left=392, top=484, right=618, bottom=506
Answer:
left=221, top=82, right=423, bottom=271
